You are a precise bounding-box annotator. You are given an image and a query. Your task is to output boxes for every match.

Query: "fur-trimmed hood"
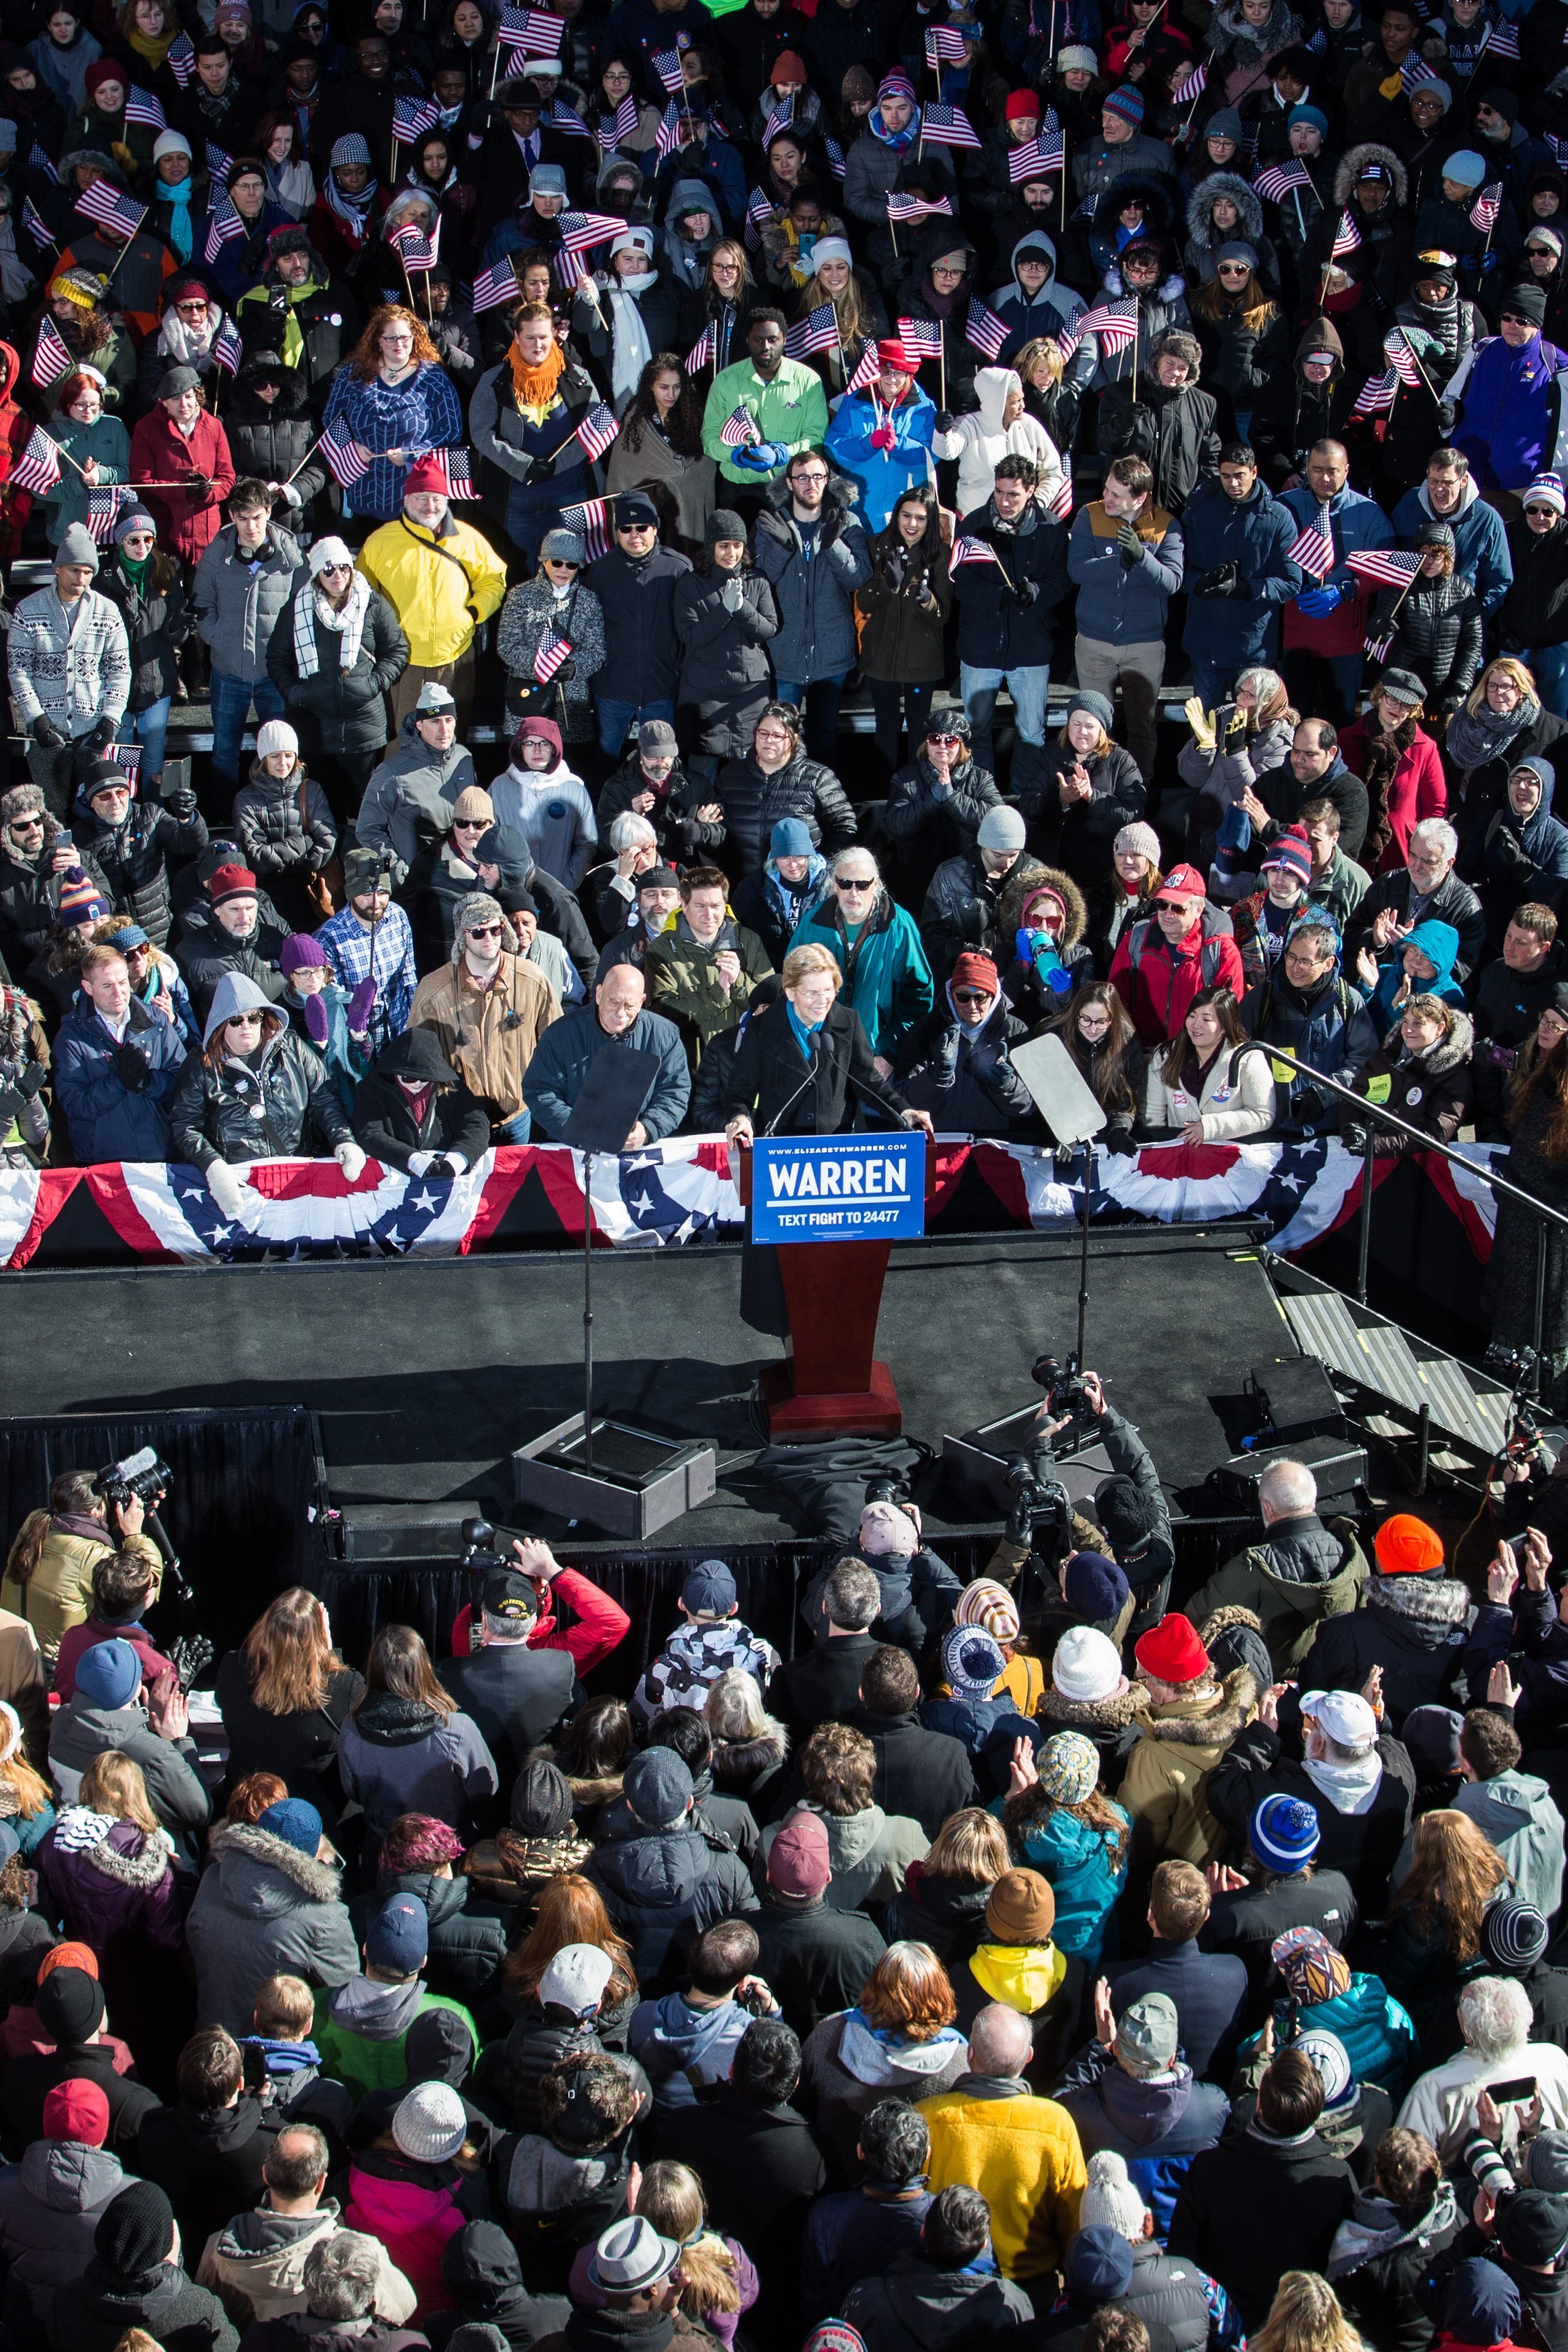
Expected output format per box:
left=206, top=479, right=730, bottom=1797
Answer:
left=1037, top=1682, right=1148, bottom=1730
left=85, top=1819, right=174, bottom=1888
left=1212, top=0, right=1301, bottom=56
left=1335, top=143, right=1409, bottom=209
left=1366, top=1569, right=1473, bottom=1628
left=998, top=859, right=1089, bottom=951
left=1094, top=172, right=1177, bottom=237
left=1391, top=1007, right=1473, bottom=1079
left=710, top=1727, right=788, bottom=1781
left=1140, top=1663, right=1259, bottom=1745
left=209, top=1818, right=346, bottom=1908
left=1185, top=171, right=1264, bottom=249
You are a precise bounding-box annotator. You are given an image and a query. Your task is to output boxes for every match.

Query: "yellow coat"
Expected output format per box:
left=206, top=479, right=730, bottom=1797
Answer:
left=358, top=514, right=507, bottom=668
left=919, top=2084, right=1086, bottom=2280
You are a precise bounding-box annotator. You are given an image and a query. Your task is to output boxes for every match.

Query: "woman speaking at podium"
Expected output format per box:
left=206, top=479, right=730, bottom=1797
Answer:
left=722, top=943, right=936, bottom=1141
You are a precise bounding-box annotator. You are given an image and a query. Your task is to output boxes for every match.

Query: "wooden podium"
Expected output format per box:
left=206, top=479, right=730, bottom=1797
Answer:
left=737, top=1145, right=922, bottom=1440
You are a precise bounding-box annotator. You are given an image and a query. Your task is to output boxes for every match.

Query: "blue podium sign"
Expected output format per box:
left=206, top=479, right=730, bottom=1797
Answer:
left=751, top=1135, right=926, bottom=1244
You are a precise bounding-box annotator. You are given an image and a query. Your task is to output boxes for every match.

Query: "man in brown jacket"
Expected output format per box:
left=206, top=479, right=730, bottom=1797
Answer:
left=408, top=892, right=559, bottom=1140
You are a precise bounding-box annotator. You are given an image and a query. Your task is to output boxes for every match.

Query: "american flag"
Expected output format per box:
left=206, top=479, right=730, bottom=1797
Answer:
left=472, top=260, right=522, bottom=312
left=1471, top=180, right=1503, bottom=234
left=1385, top=329, right=1423, bottom=387
left=1401, top=50, right=1445, bottom=90
left=124, top=86, right=165, bottom=129
left=575, top=402, right=620, bottom=461
left=1365, top=626, right=1394, bottom=663
left=1171, top=58, right=1207, bottom=103
left=824, top=133, right=846, bottom=184
left=1347, top=546, right=1425, bottom=589
left=650, top=43, right=688, bottom=93
left=28, top=145, right=58, bottom=185
left=553, top=244, right=588, bottom=291
left=424, top=446, right=474, bottom=497
left=1287, top=504, right=1334, bottom=579
left=1009, top=133, right=1065, bottom=180
left=949, top=536, right=1000, bottom=569
left=1076, top=296, right=1139, bottom=351
left=320, top=417, right=370, bottom=488
left=743, top=186, right=773, bottom=250
left=31, top=314, right=70, bottom=387
left=390, top=215, right=441, bottom=272
left=1252, top=158, right=1313, bottom=202
left=21, top=197, right=53, bottom=251
left=1046, top=470, right=1073, bottom=521
left=1483, top=18, right=1520, bottom=55
left=1350, top=368, right=1399, bottom=417
left=393, top=95, right=441, bottom=143
left=685, top=324, right=714, bottom=373
left=1332, top=209, right=1362, bottom=258
left=887, top=192, right=954, bottom=223
left=922, top=104, right=981, bottom=149
left=897, top=316, right=945, bottom=361
left=1550, top=133, right=1568, bottom=168
left=597, top=95, right=640, bottom=148
left=205, top=141, right=234, bottom=181
left=925, top=23, right=969, bottom=61
left=654, top=101, right=683, bottom=162
left=8, top=428, right=62, bottom=496
left=75, top=180, right=145, bottom=238
left=101, top=741, right=143, bottom=775
left=846, top=343, right=881, bottom=394
left=167, top=31, right=194, bottom=84
left=719, top=406, right=760, bottom=447
left=548, top=101, right=592, bottom=140
left=86, top=482, right=131, bottom=544
left=558, top=495, right=612, bottom=559
left=966, top=298, right=1008, bottom=360
left=785, top=304, right=839, bottom=359
left=213, top=316, right=243, bottom=376
left=496, top=6, right=563, bottom=53
left=559, top=209, right=626, bottom=254
left=533, top=623, right=572, bottom=683
left=1305, top=23, right=1327, bottom=47
left=761, top=110, right=797, bottom=148
left=203, top=197, right=246, bottom=263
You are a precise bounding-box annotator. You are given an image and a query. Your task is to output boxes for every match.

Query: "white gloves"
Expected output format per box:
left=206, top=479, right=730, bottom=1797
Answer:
left=409, top=1151, right=470, bottom=1177
left=336, top=1139, right=367, bottom=1183
left=206, top=1159, right=250, bottom=1224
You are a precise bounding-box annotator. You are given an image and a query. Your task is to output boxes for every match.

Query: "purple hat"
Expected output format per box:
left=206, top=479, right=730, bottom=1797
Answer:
left=280, top=933, right=330, bottom=976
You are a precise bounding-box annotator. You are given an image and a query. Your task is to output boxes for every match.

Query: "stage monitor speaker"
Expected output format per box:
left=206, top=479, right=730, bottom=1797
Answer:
left=514, top=1417, right=717, bottom=1540
left=339, top=1505, right=474, bottom=1562
left=1210, top=1432, right=1368, bottom=1511
left=1250, top=1355, right=1345, bottom=1443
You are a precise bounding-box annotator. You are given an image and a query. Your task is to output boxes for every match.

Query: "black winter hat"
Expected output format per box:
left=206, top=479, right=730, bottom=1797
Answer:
left=96, top=2180, right=175, bottom=2280
left=706, top=507, right=747, bottom=543
left=1093, top=1471, right=1162, bottom=1553
left=36, top=1965, right=105, bottom=2043
left=1501, top=280, right=1549, bottom=327
left=511, top=1756, right=575, bottom=1837
left=443, top=2219, right=525, bottom=2308
left=404, top=2004, right=476, bottom=2086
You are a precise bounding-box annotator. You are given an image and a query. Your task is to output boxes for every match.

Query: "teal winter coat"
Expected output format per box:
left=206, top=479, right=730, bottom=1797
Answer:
left=993, top=1796, right=1130, bottom=1970
left=793, top=894, right=934, bottom=1058
left=1237, top=1972, right=1418, bottom=2099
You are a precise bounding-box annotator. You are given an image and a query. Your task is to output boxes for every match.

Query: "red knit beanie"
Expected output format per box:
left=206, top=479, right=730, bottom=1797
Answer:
left=1134, top=1612, right=1209, bottom=1685
left=1005, top=89, right=1041, bottom=121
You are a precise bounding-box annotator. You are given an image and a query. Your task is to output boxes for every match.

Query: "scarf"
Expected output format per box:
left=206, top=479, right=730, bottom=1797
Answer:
left=128, top=18, right=174, bottom=68
left=119, top=549, right=151, bottom=593
left=869, top=101, right=918, bottom=152
left=1303, top=1747, right=1384, bottom=1814
left=158, top=298, right=219, bottom=362
left=1444, top=690, right=1539, bottom=771
left=160, top=173, right=194, bottom=262
left=52, top=1804, right=118, bottom=1853
left=605, top=278, right=654, bottom=409
left=324, top=167, right=378, bottom=238
left=507, top=336, right=565, bottom=421
left=295, top=568, right=369, bottom=676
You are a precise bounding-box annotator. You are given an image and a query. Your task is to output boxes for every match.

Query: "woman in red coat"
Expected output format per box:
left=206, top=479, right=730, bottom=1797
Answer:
left=128, top=362, right=235, bottom=565
left=0, top=343, right=36, bottom=564
left=1340, top=668, right=1448, bottom=873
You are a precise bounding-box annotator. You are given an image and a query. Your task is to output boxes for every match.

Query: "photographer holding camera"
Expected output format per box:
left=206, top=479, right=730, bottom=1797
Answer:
left=2, top=1467, right=163, bottom=1670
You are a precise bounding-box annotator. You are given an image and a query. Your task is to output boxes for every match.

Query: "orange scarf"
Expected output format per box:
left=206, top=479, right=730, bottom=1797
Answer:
left=509, top=339, right=566, bottom=421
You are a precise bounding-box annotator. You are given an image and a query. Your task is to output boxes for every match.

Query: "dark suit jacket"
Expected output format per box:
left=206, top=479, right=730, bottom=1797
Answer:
left=1101, top=1937, right=1249, bottom=2084
left=722, top=997, right=908, bottom=1134
left=770, top=1634, right=881, bottom=1738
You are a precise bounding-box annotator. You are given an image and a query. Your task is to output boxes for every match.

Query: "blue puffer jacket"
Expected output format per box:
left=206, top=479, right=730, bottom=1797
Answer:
left=1068, top=500, right=1184, bottom=646
left=1452, top=328, right=1568, bottom=499
left=995, top=1798, right=1130, bottom=1970
left=1391, top=478, right=1513, bottom=617
left=1235, top=1974, right=1418, bottom=2099
left=824, top=382, right=938, bottom=535
left=752, top=480, right=873, bottom=682
left=1055, top=2045, right=1228, bottom=2236
left=53, top=993, right=186, bottom=1163
left=1179, top=477, right=1304, bottom=664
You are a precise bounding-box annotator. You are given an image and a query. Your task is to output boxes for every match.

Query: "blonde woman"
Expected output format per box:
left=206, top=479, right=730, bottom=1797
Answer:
left=570, top=2163, right=757, bottom=2345
left=215, top=1586, right=365, bottom=1836
left=794, top=235, right=888, bottom=394
left=1014, top=334, right=1082, bottom=467
left=1251, top=2272, right=1365, bottom=2352
left=723, top=940, right=932, bottom=1139
left=0, top=1702, right=53, bottom=1854
left=705, top=1669, right=788, bottom=1808
left=37, top=1749, right=185, bottom=2080
left=886, top=1807, right=1010, bottom=1967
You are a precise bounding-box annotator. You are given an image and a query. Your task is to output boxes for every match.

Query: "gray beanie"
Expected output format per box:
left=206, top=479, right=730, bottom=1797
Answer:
left=540, top=527, right=585, bottom=565
left=976, top=805, right=1027, bottom=852
left=157, top=364, right=201, bottom=400
left=54, top=521, right=99, bottom=573
left=1216, top=240, right=1259, bottom=272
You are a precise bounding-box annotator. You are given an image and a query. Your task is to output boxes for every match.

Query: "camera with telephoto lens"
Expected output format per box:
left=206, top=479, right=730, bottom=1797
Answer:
left=1003, top=1449, right=1073, bottom=1565
left=92, top=1447, right=172, bottom=1510
left=1484, top=1345, right=1548, bottom=1464
left=1030, top=1352, right=1097, bottom=1451
left=864, top=1472, right=911, bottom=1508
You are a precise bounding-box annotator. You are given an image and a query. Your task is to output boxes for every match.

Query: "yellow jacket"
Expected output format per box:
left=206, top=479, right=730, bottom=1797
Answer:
left=919, top=2084, right=1086, bottom=2279
left=358, top=514, right=507, bottom=668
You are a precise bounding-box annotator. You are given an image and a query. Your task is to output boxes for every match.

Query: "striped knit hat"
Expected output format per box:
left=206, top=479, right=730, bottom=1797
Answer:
left=57, top=866, right=109, bottom=926
left=956, top=1577, right=1020, bottom=1643
left=1527, top=474, right=1567, bottom=515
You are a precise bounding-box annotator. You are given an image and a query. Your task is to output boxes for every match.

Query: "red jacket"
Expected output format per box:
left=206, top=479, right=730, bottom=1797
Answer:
left=128, top=404, right=235, bottom=563
left=0, top=343, right=33, bottom=561
left=53, top=1615, right=175, bottom=1703
left=449, top=1565, right=630, bottom=1667
left=1339, top=719, right=1447, bottom=872
left=1109, top=905, right=1245, bottom=1043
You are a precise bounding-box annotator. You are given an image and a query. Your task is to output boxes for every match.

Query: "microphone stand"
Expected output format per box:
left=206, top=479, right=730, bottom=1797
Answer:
left=762, top=1035, right=821, bottom=1135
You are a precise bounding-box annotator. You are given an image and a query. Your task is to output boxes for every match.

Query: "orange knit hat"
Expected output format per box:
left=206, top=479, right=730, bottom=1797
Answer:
left=1374, top=1515, right=1445, bottom=1574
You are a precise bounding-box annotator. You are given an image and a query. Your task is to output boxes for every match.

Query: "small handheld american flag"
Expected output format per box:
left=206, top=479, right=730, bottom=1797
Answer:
left=75, top=180, right=145, bottom=238
left=86, top=482, right=130, bottom=544
left=213, top=317, right=243, bottom=377
left=559, top=209, right=626, bottom=255
left=203, top=197, right=246, bottom=264
left=887, top=191, right=954, bottom=222
left=166, top=31, right=194, bottom=84
left=846, top=344, right=881, bottom=394
left=785, top=304, right=839, bottom=359
left=1008, top=133, right=1064, bottom=181
left=1170, top=58, right=1207, bottom=104
left=1471, top=180, right=1503, bottom=235
left=719, top=406, right=760, bottom=448
left=575, top=402, right=621, bottom=461
left=1483, top=18, right=1520, bottom=56
left=472, top=259, right=524, bottom=313
left=205, top=141, right=234, bottom=181
left=966, top=299, right=1008, bottom=362
left=102, top=742, right=143, bottom=775
left=654, top=102, right=683, bottom=163
left=597, top=95, right=640, bottom=148
left=558, top=497, right=612, bottom=560
left=650, top=43, right=688, bottom=93
left=393, top=95, right=441, bottom=144
left=897, top=316, right=945, bottom=362
left=1252, top=159, right=1313, bottom=203
left=1046, top=470, right=1073, bottom=522
left=1332, top=209, right=1362, bottom=259
left=320, top=417, right=370, bottom=489
left=31, top=315, right=70, bottom=388
left=1347, top=546, right=1425, bottom=590
left=426, top=447, right=474, bottom=497
left=824, top=134, right=846, bottom=184
left=28, top=145, right=58, bottom=185
left=921, top=104, right=981, bottom=150
left=496, top=6, right=563, bottom=53
left=1365, top=626, right=1395, bottom=664
left=8, top=428, right=62, bottom=497
left=925, top=23, right=969, bottom=62
left=124, top=86, right=165, bottom=129
left=1350, top=368, right=1398, bottom=417
left=1385, top=329, right=1423, bottom=388
left=1287, top=504, right=1335, bottom=580
left=548, top=101, right=592, bottom=140
left=1400, top=51, right=1445, bottom=91
left=1077, top=297, right=1139, bottom=352
left=743, top=187, right=774, bottom=250
left=533, top=624, right=573, bottom=685
left=949, top=536, right=1000, bottom=569
left=21, top=198, right=53, bottom=252
left=684, top=324, right=715, bottom=374
left=390, top=216, right=441, bottom=273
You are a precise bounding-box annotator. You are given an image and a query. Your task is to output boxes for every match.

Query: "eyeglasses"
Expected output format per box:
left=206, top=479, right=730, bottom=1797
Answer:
left=544, top=558, right=580, bottom=571
left=927, top=731, right=961, bottom=745
left=319, top=560, right=351, bottom=574
left=791, top=470, right=828, bottom=485
left=452, top=819, right=484, bottom=832
left=11, top=815, right=42, bottom=831
left=836, top=876, right=875, bottom=893
left=1217, top=263, right=1249, bottom=275
left=1527, top=504, right=1558, bottom=518
left=465, top=922, right=502, bottom=938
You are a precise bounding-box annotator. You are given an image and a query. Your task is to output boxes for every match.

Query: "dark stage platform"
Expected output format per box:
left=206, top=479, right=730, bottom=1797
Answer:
left=0, top=1226, right=1292, bottom=1547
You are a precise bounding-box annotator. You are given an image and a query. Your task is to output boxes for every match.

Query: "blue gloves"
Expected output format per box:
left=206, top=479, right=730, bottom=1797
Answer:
left=1479, top=250, right=1499, bottom=274
left=1296, top=583, right=1340, bottom=617
left=733, top=444, right=773, bottom=472
left=749, top=441, right=788, bottom=470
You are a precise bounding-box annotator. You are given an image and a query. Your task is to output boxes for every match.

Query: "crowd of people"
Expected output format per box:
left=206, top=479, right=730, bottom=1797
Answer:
left=1, top=1437, right=1567, bottom=2352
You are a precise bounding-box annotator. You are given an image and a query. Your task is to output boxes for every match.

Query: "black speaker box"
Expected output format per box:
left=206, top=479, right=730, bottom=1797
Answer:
left=1210, top=1431, right=1369, bottom=1510
left=1251, top=1354, right=1345, bottom=1442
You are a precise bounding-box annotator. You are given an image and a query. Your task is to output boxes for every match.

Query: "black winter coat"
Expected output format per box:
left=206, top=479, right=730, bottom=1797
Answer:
left=1206, top=1720, right=1416, bottom=1915
left=174, top=900, right=290, bottom=1020
left=230, top=765, right=338, bottom=886
left=236, top=274, right=361, bottom=397
left=133, top=2095, right=277, bottom=2253
left=1374, top=575, right=1482, bottom=712
left=349, top=1867, right=508, bottom=2006
left=714, top=748, right=857, bottom=879
left=1019, top=743, right=1147, bottom=886
left=1303, top=1571, right=1474, bottom=1730
left=722, top=995, right=908, bottom=1134
left=94, top=553, right=190, bottom=712
left=584, top=542, right=693, bottom=706
left=882, top=754, right=1001, bottom=898
left=47, top=2257, right=238, bottom=2352
left=0, top=831, right=113, bottom=969
left=949, top=499, right=1071, bottom=672
left=1168, top=2133, right=1357, bottom=2332
left=69, top=796, right=207, bottom=950
left=845, top=1705, right=978, bottom=1840
left=594, top=754, right=726, bottom=876
left=1501, top=513, right=1568, bottom=653
left=223, top=364, right=327, bottom=512
left=1097, top=373, right=1222, bottom=512
left=670, top=568, right=781, bottom=752
left=168, top=1022, right=350, bottom=1168
left=1250, top=365, right=1362, bottom=492
left=265, top=583, right=408, bottom=760
left=584, top=1819, right=758, bottom=1996
left=1191, top=295, right=1292, bottom=413
left=894, top=997, right=1035, bottom=1137
left=854, top=522, right=952, bottom=687
left=351, top=1065, right=492, bottom=1171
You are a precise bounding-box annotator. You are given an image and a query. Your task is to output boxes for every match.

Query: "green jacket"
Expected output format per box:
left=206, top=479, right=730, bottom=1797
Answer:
left=1185, top=1513, right=1370, bottom=1674
left=794, top=894, right=935, bottom=1057
left=701, top=356, right=829, bottom=487
left=645, top=915, right=773, bottom=1068
left=311, top=1980, right=477, bottom=2103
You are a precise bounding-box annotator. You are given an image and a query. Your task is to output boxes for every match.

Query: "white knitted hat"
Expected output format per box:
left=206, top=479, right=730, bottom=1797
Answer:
left=1079, top=2150, right=1149, bottom=2241
left=1052, top=1625, right=1127, bottom=1705
left=392, top=2081, right=468, bottom=2164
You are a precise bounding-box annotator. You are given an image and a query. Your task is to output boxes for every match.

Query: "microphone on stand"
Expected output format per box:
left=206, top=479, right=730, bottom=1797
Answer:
left=763, top=1031, right=822, bottom=1135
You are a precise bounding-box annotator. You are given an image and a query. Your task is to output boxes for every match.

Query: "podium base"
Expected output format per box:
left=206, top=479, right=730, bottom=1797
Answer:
left=759, top=1357, right=903, bottom=1441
